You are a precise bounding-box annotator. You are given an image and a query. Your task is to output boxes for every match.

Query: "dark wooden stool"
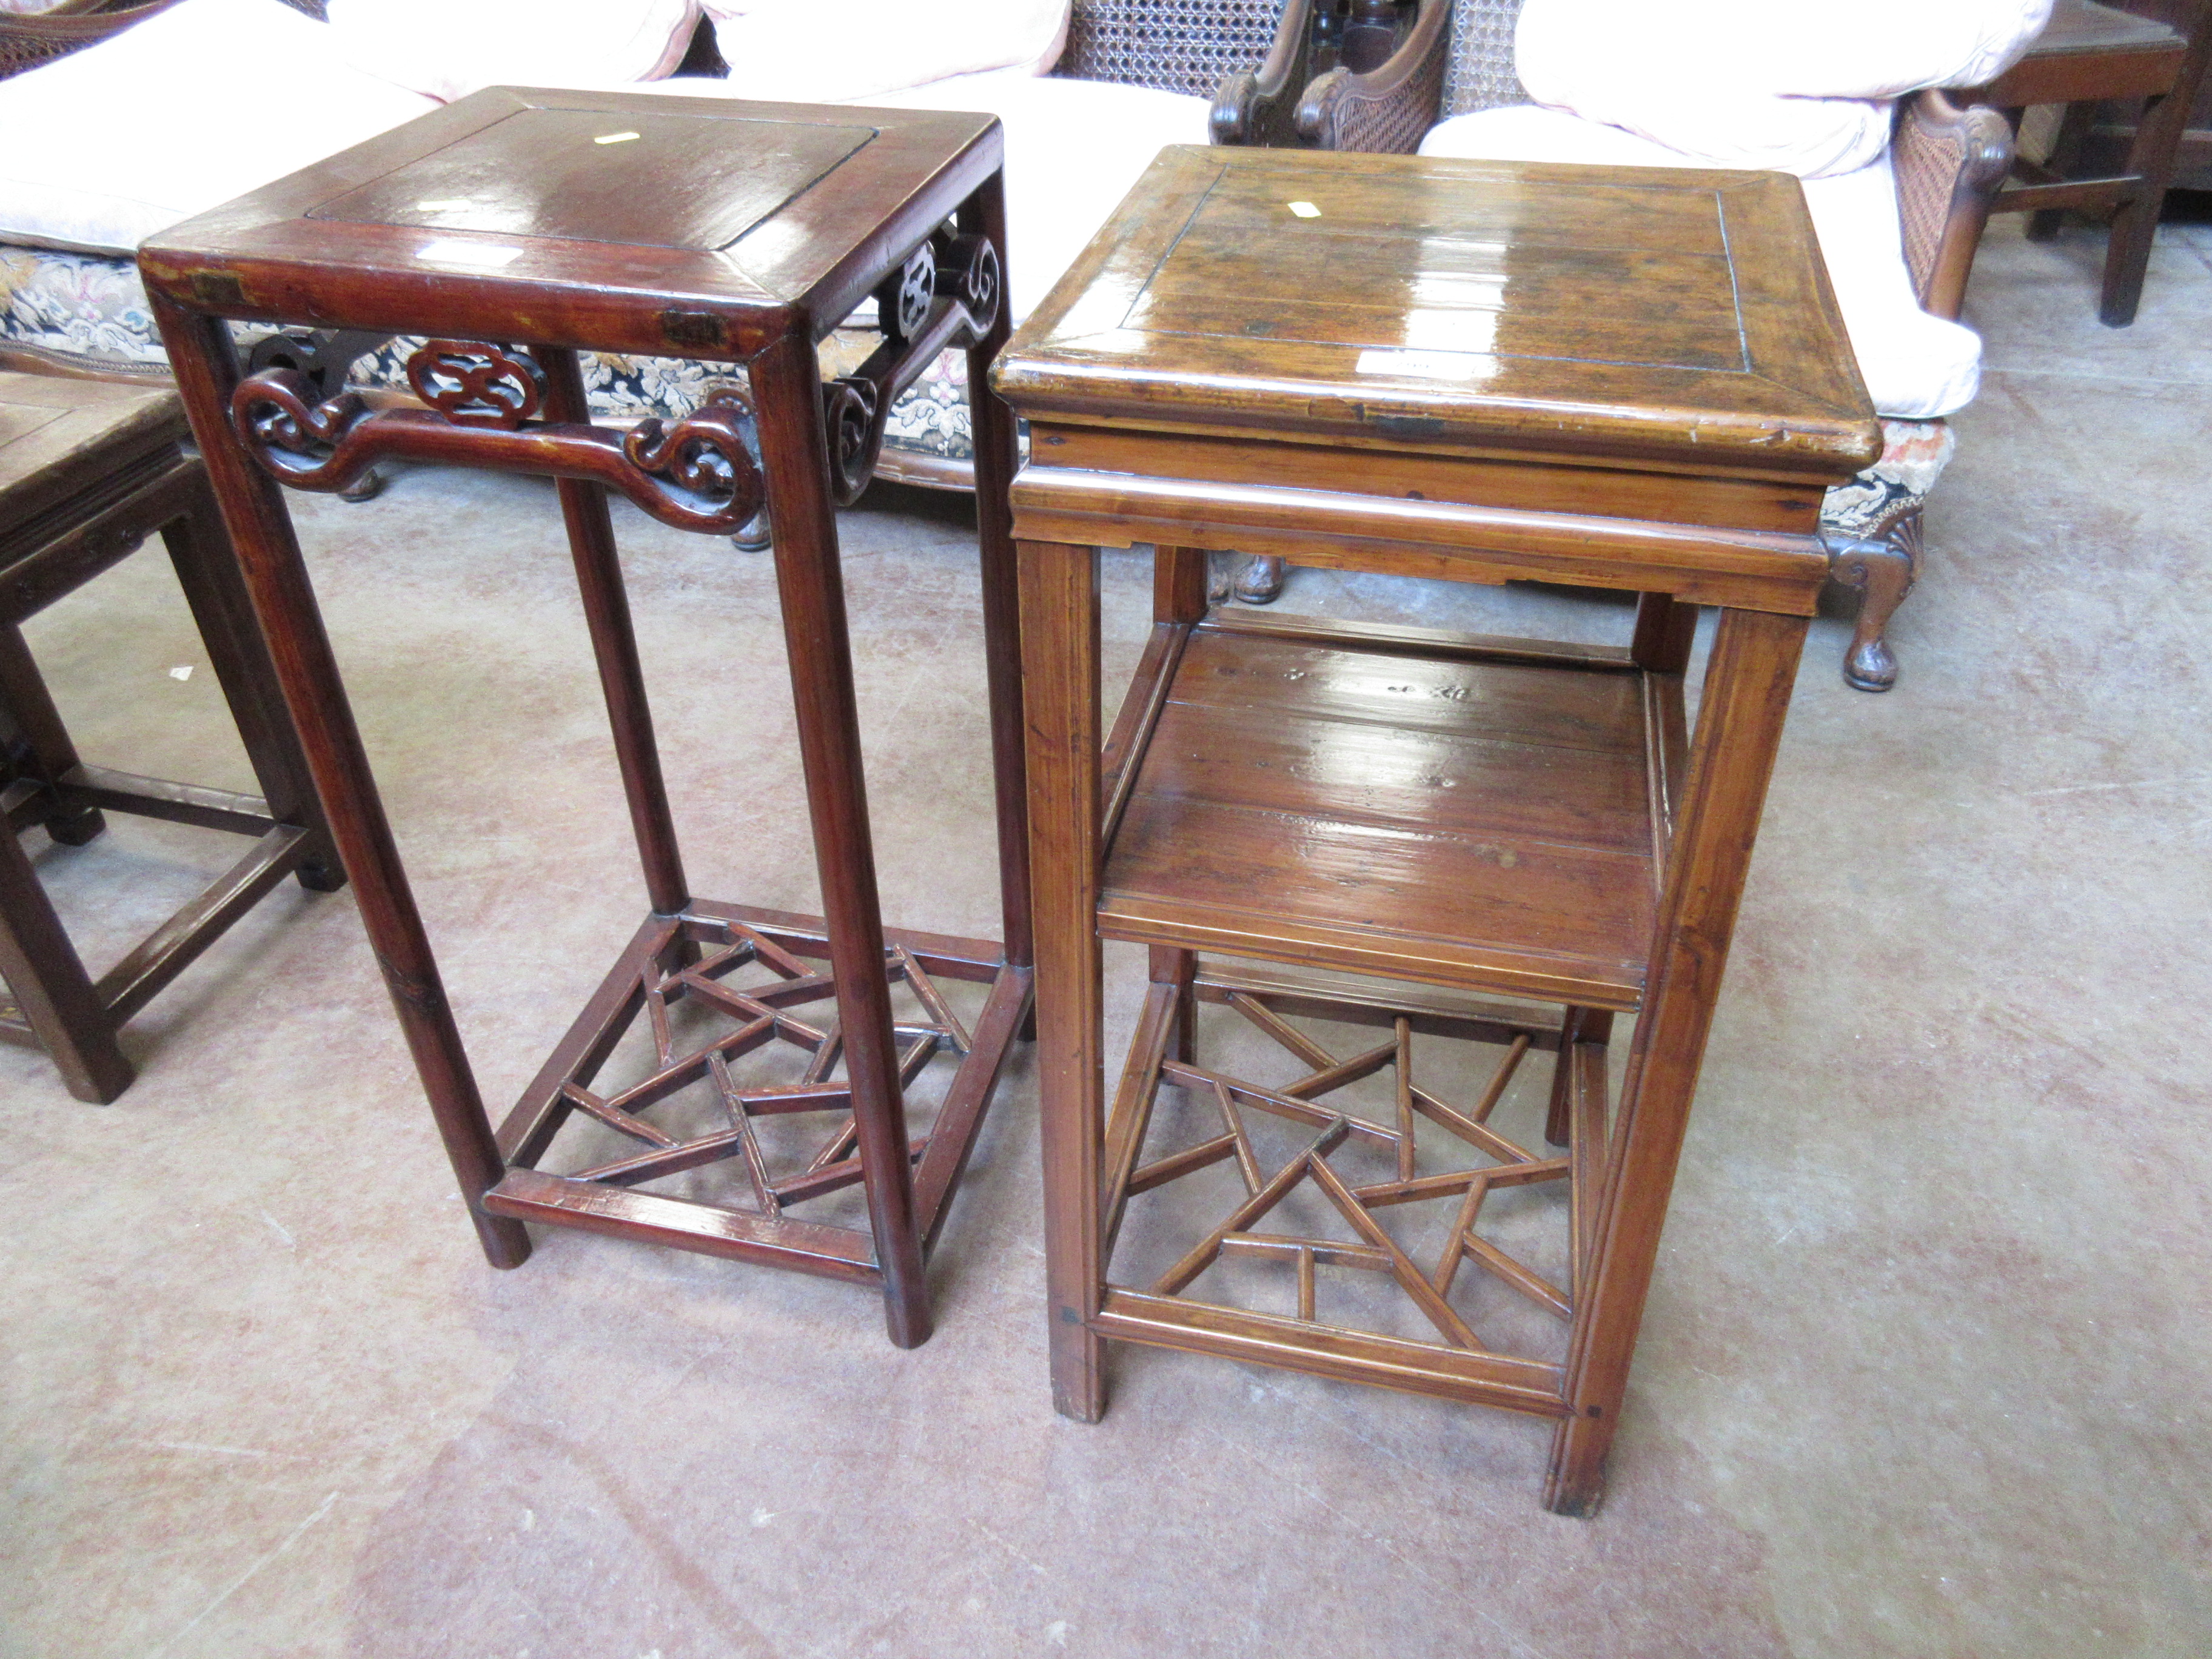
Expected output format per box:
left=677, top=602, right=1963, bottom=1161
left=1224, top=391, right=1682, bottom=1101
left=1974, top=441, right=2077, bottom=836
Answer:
left=1962, top=0, right=2212, bottom=325
left=0, top=372, right=343, bottom=1102
left=139, top=87, right=1033, bottom=1348
left=994, top=147, right=1879, bottom=1511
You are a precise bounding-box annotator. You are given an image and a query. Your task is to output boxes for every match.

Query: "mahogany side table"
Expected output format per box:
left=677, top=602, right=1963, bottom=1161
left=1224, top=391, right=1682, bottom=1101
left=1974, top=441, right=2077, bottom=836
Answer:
left=993, top=146, right=1880, bottom=1509
left=139, top=87, right=1033, bottom=1349
left=0, top=372, right=343, bottom=1102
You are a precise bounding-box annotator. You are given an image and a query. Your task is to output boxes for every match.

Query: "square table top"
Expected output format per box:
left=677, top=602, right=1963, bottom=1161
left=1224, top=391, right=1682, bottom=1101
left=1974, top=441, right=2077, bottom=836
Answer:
left=137, top=86, right=999, bottom=361
left=993, top=146, right=1881, bottom=484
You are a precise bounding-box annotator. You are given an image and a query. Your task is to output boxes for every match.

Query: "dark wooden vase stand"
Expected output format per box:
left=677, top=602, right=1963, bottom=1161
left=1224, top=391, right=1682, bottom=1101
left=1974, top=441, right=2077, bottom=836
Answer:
left=141, top=88, right=1034, bottom=1347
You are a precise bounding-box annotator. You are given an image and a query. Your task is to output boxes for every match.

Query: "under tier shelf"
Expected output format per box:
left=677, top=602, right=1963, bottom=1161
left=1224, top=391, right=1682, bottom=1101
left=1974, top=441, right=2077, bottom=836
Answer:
left=1099, top=612, right=1684, bottom=1011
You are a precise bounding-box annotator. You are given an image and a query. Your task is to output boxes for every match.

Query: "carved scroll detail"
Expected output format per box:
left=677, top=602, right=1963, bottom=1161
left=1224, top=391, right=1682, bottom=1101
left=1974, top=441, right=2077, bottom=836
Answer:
left=229, top=361, right=763, bottom=534
left=404, top=340, right=548, bottom=429
left=622, top=392, right=763, bottom=520
left=232, top=367, right=370, bottom=479
left=822, top=377, right=881, bottom=505
left=822, top=228, right=1007, bottom=506
left=876, top=247, right=936, bottom=345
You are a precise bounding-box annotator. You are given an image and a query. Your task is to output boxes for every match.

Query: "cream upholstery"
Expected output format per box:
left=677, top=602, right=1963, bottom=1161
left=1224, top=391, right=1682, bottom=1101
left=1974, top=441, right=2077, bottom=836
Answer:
left=326, top=0, right=703, bottom=103
left=0, top=0, right=438, bottom=255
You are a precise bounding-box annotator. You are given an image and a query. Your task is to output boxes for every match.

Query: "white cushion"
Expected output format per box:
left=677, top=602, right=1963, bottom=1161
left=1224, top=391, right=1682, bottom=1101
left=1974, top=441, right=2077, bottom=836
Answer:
left=326, top=0, right=701, bottom=102
left=1513, top=0, right=2049, bottom=178
left=707, top=1, right=1069, bottom=104
left=858, top=71, right=1206, bottom=322
left=0, top=0, right=440, bottom=255
left=1418, top=106, right=1983, bottom=420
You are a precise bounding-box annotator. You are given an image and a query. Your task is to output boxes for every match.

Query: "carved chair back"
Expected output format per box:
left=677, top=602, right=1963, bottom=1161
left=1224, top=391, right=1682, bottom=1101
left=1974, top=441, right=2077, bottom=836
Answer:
left=1056, top=0, right=1289, bottom=96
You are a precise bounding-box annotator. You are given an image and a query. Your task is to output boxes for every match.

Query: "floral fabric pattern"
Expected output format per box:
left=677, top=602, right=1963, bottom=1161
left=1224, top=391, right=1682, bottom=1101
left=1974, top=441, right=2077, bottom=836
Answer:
left=1818, top=418, right=1956, bottom=540
left=2, top=243, right=976, bottom=460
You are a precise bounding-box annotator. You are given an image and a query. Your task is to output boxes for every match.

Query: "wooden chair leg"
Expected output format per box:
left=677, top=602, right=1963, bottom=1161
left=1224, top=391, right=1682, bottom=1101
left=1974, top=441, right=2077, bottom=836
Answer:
left=2102, top=89, right=2188, bottom=327
left=1020, top=535, right=1108, bottom=1423
left=1826, top=511, right=1922, bottom=693
left=159, top=472, right=345, bottom=890
left=0, top=623, right=103, bottom=847
left=0, top=813, right=132, bottom=1102
left=2027, top=102, right=2096, bottom=242
left=1546, top=609, right=1808, bottom=1516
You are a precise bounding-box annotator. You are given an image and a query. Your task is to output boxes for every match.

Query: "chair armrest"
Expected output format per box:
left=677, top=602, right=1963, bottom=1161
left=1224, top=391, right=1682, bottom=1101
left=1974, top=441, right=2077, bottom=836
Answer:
left=1893, top=89, right=2013, bottom=321
left=1295, top=0, right=1450, bottom=154
left=1212, top=0, right=1319, bottom=148
left=0, top=1, right=179, bottom=81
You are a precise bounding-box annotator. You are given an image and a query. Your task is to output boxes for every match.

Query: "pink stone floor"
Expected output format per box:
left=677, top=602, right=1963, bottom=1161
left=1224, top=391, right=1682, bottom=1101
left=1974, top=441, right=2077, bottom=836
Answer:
left=2, top=217, right=2207, bottom=1657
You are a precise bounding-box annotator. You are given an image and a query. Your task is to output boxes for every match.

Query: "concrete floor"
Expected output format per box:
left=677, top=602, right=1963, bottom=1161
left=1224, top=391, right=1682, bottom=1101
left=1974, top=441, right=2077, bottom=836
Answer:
left=2, top=215, right=2208, bottom=1658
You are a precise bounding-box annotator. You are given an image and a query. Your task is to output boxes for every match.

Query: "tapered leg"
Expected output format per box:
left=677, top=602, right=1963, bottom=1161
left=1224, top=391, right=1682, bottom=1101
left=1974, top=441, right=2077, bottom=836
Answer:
left=1020, top=537, right=1107, bottom=1421
left=1546, top=606, right=1808, bottom=1515
left=159, top=472, right=344, bottom=889
left=960, top=173, right=1033, bottom=974
left=749, top=330, right=931, bottom=1349
left=2102, top=85, right=2190, bottom=327
left=0, top=819, right=132, bottom=1102
left=150, top=294, right=529, bottom=1270
left=0, top=623, right=103, bottom=847
left=538, top=348, right=690, bottom=921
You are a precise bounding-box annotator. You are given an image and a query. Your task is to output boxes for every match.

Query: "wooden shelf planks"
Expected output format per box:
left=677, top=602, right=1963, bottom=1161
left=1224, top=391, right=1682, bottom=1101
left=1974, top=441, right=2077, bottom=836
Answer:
left=1098, top=612, right=1682, bottom=1012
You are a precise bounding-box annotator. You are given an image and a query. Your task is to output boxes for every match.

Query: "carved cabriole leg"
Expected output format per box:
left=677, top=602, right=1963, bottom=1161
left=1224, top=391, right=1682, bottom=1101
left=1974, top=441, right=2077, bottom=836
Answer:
left=1020, top=535, right=1107, bottom=1421
left=748, top=329, right=931, bottom=1350
left=150, top=294, right=531, bottom=1271
left=961, top=171, right=1034, bottom=979
left=1826, top=509, right=1921, bottom=693
left=1545, top=606, right=1808, bottom=1517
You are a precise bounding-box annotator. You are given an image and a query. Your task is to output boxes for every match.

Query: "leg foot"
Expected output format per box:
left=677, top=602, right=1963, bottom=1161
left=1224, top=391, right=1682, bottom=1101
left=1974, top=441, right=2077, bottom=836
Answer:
left=293, top=856, right=348, bottom=893
left=731, top=504, right=771, bottom=552
left=474, top=1210, right=532, bottom=1270
left=338, top=467, right=384, bottom=503
left=43, top=805, right=106, bottom=848
left=1231, top=554, right=1286, bottom=605
left=1052, top=1315, right=1107, bottom=1422
left=1826, top=513, right=1920, bottom=693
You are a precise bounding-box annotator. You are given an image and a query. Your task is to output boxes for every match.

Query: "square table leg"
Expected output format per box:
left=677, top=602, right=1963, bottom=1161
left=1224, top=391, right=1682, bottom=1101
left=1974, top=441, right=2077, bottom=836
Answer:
left=749, top=330, right=932, bottom=1349
left=153, top=293, right=532, bottom=1272
left=1018, top=535, right=1108, bottom=1420
left=1544, top=605, right=1809, bottom=1515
